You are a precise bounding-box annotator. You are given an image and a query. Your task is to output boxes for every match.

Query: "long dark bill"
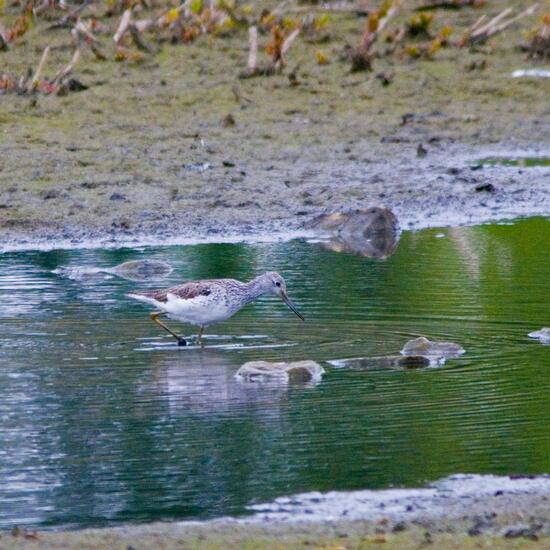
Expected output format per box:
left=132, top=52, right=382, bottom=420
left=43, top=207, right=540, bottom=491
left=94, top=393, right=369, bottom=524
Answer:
left=281, top=291, right=305, bottom=321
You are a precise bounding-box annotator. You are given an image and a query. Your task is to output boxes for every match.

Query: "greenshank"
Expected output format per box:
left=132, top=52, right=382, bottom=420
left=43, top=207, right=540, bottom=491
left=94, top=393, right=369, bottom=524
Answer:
left=128, top=271, right=304, bottom=346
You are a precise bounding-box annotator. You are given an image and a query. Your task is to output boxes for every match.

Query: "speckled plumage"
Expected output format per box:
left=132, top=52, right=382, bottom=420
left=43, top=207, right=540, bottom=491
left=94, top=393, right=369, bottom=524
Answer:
left=128, top=272, right=303, bottom=346
left=130, top=278, right=264, bottom=324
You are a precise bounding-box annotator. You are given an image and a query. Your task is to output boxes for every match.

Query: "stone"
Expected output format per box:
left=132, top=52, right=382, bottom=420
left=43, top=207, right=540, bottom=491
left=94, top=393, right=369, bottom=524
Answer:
left=528, top=327, right=550, bottom=343
left=401, top=337, right=465, bottom=358
left=109, top=192, right=126, bottom=201
left=53, top=259, right=173, bottom=282
left=306, top=207, right=400, bottom=259
left=329, top=355, right=433, bottom=370
left=236, top=360, right=324, bottom=384
left=109, top=260, right=173, bottom=281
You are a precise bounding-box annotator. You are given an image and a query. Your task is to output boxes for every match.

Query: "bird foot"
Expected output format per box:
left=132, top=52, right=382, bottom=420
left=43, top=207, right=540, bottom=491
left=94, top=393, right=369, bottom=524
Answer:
left=177, top=338, right=187, bottom=347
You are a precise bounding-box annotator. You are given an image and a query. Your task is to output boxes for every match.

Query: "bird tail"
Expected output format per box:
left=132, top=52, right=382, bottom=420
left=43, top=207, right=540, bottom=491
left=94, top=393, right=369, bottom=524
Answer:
left=127, top=292, right=161, bottom=307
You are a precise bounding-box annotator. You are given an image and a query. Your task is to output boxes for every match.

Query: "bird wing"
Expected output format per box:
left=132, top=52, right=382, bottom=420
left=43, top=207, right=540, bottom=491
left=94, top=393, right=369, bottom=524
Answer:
left=132, top=281, right=213, bottom=304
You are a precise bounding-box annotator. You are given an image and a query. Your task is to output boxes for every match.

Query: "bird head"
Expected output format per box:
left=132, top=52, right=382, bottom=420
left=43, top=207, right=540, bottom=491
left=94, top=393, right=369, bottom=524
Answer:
left=263, top=271, right=304, bottom=321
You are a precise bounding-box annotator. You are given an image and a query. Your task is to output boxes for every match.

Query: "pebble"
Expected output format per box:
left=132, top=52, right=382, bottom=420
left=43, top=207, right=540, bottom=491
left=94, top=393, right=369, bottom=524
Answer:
left=109, top=192, right=126, bottom=201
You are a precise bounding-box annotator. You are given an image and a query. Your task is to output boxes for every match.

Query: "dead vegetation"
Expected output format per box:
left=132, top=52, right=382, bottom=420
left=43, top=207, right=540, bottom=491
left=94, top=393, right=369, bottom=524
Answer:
left=523, top=12, right=550, bottom=59
left=0, top=0, right=545, bottom=97
left=0, top=44, right=86, bottom=94
left=459, top=3, right=539, bottom=45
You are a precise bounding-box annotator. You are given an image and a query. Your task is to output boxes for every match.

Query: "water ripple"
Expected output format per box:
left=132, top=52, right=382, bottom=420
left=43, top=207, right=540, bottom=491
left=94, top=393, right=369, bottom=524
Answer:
left=0, top=218, right=549, bottom=529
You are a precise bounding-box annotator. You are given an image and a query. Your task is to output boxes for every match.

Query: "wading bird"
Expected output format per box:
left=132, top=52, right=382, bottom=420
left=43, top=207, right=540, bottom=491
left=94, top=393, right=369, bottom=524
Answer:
left=128, top=271, right=304, bottom=346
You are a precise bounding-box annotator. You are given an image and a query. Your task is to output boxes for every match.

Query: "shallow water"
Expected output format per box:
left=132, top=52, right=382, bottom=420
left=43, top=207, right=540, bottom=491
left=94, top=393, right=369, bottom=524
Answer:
left=0, top=217, right=549, bottom=530
left=473, top=156, right=550, bottom=168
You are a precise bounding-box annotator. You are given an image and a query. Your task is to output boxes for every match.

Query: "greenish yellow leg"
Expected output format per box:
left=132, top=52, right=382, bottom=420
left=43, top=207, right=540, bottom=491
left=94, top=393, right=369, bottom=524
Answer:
left=150, top=312, right=184, bottom=342
left=198, top=326, right=205, bottom=347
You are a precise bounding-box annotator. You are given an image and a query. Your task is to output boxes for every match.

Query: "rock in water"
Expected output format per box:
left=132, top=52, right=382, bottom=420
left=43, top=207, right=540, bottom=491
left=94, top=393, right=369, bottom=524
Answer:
left=329, top=355, right=432, bottom=370
left=306, top=207, right=400, bottom=259
left=401, top=337, right=465, bottom=358
left=236, top=360, right=324, bottom=384
left=107, top=260, right=173, bottom=281
left=54, top=260, right=173, bottom=282
left=528, top=328, right=550, bottom=343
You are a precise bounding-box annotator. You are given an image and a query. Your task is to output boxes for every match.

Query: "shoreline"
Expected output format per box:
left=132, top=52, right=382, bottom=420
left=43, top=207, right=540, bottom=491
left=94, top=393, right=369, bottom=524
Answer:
left=2, top=142, right=550, bottom=253
left=3, top=474, right=550, bottom=548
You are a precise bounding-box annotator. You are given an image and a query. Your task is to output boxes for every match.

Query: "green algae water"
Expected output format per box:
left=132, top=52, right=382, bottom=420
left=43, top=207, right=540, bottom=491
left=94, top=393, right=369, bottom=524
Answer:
left=1, top=217, right=549, bottom=529
left=473, top=156, right=550, bottom=168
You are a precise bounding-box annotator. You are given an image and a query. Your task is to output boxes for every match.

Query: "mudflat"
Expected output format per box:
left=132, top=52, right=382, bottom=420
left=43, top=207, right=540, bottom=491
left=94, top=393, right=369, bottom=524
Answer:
left=1, top=0, right=549, bottom=248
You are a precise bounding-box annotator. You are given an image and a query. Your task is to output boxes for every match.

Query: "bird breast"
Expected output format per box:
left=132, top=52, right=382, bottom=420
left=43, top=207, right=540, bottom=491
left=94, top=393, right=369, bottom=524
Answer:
left=163, top=292, right=237, bottom=326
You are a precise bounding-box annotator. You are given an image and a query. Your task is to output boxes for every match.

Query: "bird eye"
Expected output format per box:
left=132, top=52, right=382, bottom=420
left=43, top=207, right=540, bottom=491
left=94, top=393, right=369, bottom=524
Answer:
left=275, top=281, right=281, bottom=287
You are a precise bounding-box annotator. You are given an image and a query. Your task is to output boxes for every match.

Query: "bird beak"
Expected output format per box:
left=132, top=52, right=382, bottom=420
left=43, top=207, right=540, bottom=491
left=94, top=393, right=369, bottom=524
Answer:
left=280, top=290, right=304, bottom=321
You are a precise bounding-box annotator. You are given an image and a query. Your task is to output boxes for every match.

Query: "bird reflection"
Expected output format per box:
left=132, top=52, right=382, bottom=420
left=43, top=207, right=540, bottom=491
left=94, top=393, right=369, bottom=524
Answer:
left=144, top=350, right=293, bottom=416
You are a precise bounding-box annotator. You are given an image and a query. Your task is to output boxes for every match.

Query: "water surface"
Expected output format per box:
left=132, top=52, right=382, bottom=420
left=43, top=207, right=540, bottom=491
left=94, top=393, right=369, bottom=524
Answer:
left=0, top=217, right=549, bottom=529
left=473, top=156, right=550, bottom=168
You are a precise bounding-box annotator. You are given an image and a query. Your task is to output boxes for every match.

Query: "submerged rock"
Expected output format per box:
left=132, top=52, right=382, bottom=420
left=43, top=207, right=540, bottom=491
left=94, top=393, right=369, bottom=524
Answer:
left=235, top=360, right=324, bottom=384
left=108, top=260, right=173, bottom=281
left=330, top=355, right=434, bottom=370
left=307, top=206, right=400, bottom=259
left=401, top=337, right=465, bottom=358
left=528, top=328, right=550, bottom=343
left=53, top=259, right=173, bottom=282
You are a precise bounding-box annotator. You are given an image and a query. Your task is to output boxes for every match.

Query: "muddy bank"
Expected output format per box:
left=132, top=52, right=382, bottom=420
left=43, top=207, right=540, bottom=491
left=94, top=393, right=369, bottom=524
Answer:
left=3, top=475, right=550, bottom=549
left=1, top=141, right=549, bottom=252
left=1, top=0, right=550, bottom=250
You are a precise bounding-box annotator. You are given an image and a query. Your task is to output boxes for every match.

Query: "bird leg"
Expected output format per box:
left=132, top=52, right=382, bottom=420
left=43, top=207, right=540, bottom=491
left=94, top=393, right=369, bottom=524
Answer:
left=150, top=312, right=186, bottom=346
left=197, top=326, right=205, bottom=348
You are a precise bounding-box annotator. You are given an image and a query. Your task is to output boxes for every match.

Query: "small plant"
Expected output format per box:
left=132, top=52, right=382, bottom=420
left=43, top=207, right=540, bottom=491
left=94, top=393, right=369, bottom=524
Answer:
left=407, top=11, right=433, bottom=38
left=349, top=0, right=401, bottom=72
left=302, top=13, right=331, bottom=42
left=1, top=47, right=86, bottom=95
left=438, top=25, right=453, bottom=45
left=240, top=19, right=301, bottom=78
left=315, top=50, right=328, bottom=64
left=114, top=47, right=146, bottom=62
left=3, top=6, right=33, bottom=45
left=526, top=13, right=550, bottom=60
left=265, top=25, right=286, bottom=65
left=405, top=24, right=452, bottom=59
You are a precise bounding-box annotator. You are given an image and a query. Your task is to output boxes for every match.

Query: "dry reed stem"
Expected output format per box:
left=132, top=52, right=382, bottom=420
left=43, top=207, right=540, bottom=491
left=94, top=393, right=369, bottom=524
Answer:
left=28, top=45, right=50, bottom=91
left=114, top=9, right=132, bottom=45
left=247, top=26, right=258, bottom=71
left=52, top=48, right=81, bottom=84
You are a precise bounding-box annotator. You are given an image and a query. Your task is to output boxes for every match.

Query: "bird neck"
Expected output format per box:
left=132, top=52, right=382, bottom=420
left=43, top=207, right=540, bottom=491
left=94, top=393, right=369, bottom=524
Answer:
left=243, top=275, right=269, bottom=302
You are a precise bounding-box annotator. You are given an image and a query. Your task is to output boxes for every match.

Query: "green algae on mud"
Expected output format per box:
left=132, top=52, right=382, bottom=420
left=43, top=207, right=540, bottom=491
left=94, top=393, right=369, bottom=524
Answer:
left=1, top=1, right=550, bottom=244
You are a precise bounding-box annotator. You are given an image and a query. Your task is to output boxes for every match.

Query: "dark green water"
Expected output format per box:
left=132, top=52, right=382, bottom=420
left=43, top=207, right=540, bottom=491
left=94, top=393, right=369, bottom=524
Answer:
left=1, top=218, right=549, bottom=530
left=473, top=156, right=550, bottom=168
